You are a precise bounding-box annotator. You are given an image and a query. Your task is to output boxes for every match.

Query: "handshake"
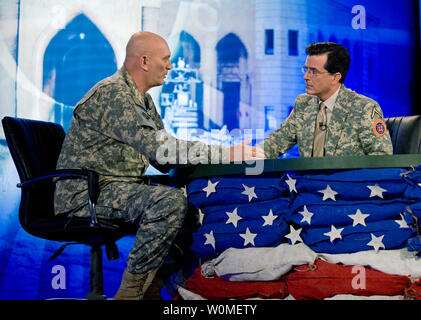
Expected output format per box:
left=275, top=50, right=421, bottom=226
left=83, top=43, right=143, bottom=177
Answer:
left=229, top=138, right=266, bottom=162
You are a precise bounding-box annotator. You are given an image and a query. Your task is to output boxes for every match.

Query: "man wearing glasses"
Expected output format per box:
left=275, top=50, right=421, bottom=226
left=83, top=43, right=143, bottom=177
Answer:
left=256, top=42, right=393, bottom=158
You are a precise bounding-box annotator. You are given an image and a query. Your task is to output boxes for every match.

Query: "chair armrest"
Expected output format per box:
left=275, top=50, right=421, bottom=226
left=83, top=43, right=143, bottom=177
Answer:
left=17, top=169, right=100, bottom=227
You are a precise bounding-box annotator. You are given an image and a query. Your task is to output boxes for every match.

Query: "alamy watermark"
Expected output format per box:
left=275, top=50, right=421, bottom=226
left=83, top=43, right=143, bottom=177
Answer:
left=351, top=265, right=367, bottom=290
left=352, top=5, right=366, bottom=30
left=51, top=264, right=66, bottom=290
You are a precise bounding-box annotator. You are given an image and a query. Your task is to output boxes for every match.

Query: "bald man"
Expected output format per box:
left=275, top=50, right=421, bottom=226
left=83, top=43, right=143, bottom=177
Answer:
left=54, top=32, right=251, bottom=300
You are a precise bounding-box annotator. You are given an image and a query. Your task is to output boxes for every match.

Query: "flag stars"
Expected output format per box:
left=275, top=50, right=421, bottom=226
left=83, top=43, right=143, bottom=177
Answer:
left=204, top=230, right=216, bottom=249
left=367, top=184, right=387, bottom=199
left=285, top=174, right=297, bottom=193
left=298, top=205, right=314, bottom=225
left=197, top=208, right=205, bottom=225
left=239, top=228, right=257, bottom=246
left=318, top=185, right=338, bottom=201
left=241, top=184, right=258, bottom=202
left=394, top=213, right=409, bottom=229
left=367, top=233, right=385, bottom=253
left=225, top=208, right=242, bottom=228
left=348, top=209, right=370, bottom=227
left=202, top=180, right=219, bottom=197
left=323, top=225, right=344, bottom=243
left=285, top=225, right=303, bottom=245
left=262, top=209, right=278, bottom=226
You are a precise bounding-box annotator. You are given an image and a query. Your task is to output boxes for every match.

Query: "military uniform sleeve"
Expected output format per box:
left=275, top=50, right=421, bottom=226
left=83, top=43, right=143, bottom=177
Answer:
left=358, top=102, right=393, bottom=155
left=257, top=101, right=300, bottom=159
left=84, top=88, right=225, bottom=167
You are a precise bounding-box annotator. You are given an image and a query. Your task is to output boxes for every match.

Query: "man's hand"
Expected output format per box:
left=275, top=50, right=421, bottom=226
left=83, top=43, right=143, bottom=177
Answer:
left=229, top=138, right=266, bottom=162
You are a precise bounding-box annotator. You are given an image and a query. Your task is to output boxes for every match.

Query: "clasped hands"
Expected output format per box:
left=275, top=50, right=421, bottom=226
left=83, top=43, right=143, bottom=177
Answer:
left=229, top=138, right=266, bottom=162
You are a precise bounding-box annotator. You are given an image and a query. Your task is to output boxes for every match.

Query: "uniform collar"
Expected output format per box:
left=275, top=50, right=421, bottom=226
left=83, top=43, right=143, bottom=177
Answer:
left=120, top=66, right=149, bottom=109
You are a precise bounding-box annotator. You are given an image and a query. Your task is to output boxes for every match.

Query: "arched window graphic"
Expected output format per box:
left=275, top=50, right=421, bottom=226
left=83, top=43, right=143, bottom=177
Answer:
left=43, top=14, right=117, bottom=131
left=216, top=33, right=248, bottom=131
left=172, top=31, right=201, bottom=69
left=161, top=31, right=203, bottom=135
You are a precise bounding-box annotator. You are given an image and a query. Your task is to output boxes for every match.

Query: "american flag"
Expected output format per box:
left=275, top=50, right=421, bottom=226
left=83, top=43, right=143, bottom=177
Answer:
left=187, top=167, right=421, bottom=260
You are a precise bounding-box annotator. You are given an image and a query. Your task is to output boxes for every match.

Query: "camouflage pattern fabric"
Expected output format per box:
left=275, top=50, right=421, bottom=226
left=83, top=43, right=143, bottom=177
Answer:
left=54, top=67, right=218, bottom=274
left=258, top=84, right=393, bottom=158
left=102, top=182, right=187, bottom=274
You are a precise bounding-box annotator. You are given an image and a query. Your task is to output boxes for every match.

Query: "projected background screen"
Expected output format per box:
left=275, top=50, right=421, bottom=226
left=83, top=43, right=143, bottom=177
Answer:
left=0, top=0, right=419, bottom=299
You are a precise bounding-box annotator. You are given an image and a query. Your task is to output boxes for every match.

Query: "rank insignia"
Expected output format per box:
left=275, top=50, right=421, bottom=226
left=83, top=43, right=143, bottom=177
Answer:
left=373, top=119, right=387, bottom=137
left=371, top=106, right=382, bottom=119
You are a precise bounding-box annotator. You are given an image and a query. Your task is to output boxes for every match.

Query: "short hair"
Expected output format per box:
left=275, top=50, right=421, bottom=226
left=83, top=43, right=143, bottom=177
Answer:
left=305, top=42, right=351, bottom=83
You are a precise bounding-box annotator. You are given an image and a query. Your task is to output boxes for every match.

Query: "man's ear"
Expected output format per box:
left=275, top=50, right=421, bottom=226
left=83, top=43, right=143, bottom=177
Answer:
left=139, top=55, right=149, bottom=71
left=332, top=72, right=342, bottom=84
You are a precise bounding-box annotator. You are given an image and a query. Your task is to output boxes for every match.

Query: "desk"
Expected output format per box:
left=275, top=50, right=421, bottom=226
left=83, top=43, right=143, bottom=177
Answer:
left=170, top=154, right=421, bottom=184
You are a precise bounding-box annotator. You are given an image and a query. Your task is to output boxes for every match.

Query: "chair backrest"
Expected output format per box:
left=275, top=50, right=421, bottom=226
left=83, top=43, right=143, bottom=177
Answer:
left=384, top=115, right=421, bottom=154
left=2, top=116, right=66, bottom=225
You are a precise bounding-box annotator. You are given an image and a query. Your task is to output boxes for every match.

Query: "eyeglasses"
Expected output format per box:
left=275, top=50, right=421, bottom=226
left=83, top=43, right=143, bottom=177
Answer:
left=301, top=66, right=330, bottom=77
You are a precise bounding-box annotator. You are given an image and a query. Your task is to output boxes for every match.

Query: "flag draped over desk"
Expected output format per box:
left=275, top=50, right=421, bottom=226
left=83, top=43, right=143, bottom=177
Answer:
left=179, top=165, right=421, bottom=300
left=187, top=177, right=291, bottom=260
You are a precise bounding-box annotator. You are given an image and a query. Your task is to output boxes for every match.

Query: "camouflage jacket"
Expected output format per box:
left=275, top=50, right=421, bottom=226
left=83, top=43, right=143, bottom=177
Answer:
left=259, top=84, right=393, bottom=158
left=54, top=67, right=225, bottom=216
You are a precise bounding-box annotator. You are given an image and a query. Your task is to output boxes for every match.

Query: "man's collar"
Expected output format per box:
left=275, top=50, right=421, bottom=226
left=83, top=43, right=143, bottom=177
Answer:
left=120, top=66, right=148, bottom=108
left=318, top=85, right=341, bottom=111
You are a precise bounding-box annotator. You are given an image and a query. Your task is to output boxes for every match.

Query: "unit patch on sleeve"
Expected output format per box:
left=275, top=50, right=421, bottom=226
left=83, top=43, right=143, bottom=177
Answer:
left=373, top=119, right=387, bottom=137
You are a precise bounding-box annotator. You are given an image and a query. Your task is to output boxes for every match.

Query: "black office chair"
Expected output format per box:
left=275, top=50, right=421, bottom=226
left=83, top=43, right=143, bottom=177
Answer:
left=385, top=115, right=421, bottom=154
left=2, top=116, right=136, bottom=300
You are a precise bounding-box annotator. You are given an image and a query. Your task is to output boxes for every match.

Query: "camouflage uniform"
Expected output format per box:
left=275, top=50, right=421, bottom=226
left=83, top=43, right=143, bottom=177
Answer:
left=259, top=84, right=393, bottom=158
left=54, top=67, right=222, bottom=274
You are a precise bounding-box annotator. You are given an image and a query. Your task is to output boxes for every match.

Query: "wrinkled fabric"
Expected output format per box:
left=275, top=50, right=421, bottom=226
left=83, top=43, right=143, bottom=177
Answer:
left=403, top=165, right=421, bottom=200
left=285, top=259, right=411, bottom=300
left=324, top=294, right=404, bottom=300
left=184, top=268, right=288, bottom=300
left=183, top=164, right=421, bottom=300
left=177, top=287, right=207, bottom=300
left=285, top=168, right=409, bottom=201
left=407, top=236, right=421, bottom=253
left=301, top=219, right=413, bottom=253
left=290, top=194, right=412, bottom=227
left=322, top=248, right=421, bottom=277
left=404, top=202, right=421, bottom=227
left=403, top=203, right=421, bottom=253
left=405, top=278, right=421, bottom=300
left=398, top=166, right=421, bottom=201
left=188, top=177, right=288, bottom=208
left=199, top=197, right=291, bottom=225
left=191, top=219, right=289, bottom=260
left=201, top=243, right=318, bottom=281
left=121, top=185, right=187, bottom=274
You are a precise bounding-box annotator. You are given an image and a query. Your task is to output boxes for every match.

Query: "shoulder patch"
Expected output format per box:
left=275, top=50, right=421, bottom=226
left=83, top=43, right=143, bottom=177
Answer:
left=373, top=119, right=387, bottom=137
